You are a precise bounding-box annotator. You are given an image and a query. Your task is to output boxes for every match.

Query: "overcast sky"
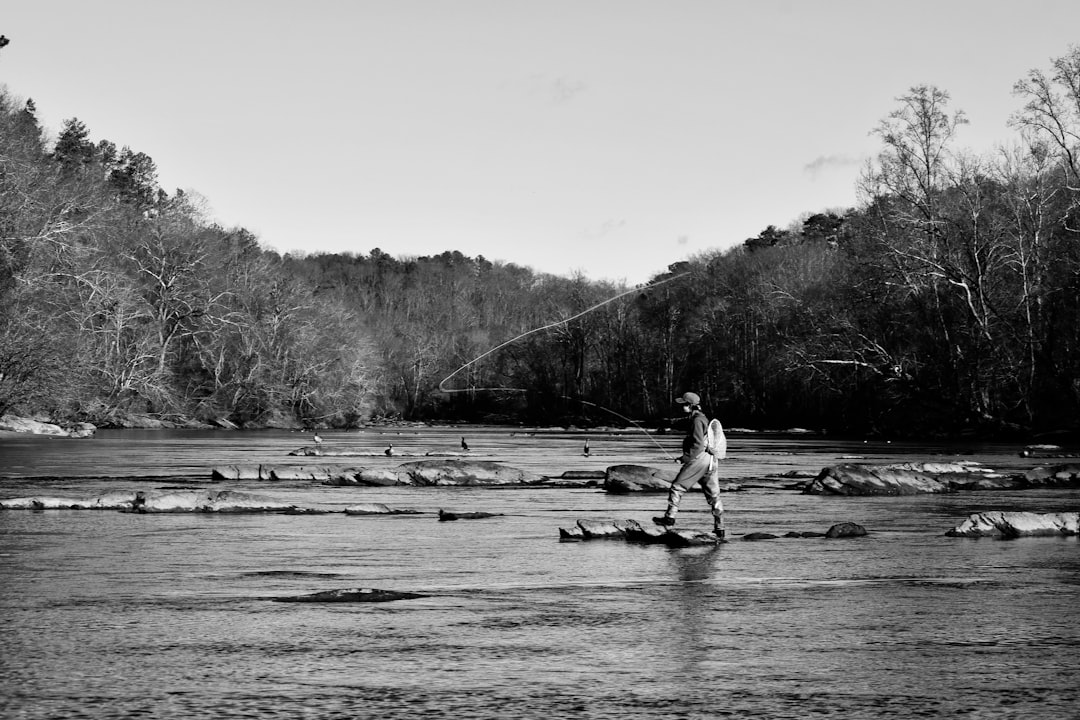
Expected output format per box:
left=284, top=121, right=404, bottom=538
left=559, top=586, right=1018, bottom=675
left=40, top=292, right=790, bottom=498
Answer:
left=3, top=1, right=1078, bottom=284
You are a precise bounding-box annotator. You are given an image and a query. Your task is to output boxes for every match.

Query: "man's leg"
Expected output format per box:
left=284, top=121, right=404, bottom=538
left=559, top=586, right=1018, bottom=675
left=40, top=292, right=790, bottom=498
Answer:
left=654, top=454, right=710, bottom=526
left=700, top=468, right=725, bottom=538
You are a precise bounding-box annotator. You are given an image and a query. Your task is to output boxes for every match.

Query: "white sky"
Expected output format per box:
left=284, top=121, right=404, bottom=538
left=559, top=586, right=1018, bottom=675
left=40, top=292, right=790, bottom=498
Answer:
left=2, top=1, right=1078, bottom=284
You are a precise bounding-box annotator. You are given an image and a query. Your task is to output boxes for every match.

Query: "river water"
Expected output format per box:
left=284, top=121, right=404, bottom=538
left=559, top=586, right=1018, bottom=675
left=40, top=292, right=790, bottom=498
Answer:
left=0, top=426, right=1077, bottom=719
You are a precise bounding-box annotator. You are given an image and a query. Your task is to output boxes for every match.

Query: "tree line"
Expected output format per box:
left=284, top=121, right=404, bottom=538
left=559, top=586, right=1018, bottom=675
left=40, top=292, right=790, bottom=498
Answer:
left=2, top=47, right=1078, bottom=438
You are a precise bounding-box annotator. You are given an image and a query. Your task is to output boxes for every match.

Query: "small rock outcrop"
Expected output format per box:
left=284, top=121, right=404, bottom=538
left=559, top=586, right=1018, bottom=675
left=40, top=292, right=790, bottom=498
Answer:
left=1018, top=463, right=1080, bottom=487
left=945, top=511, right=1080, bottom=538
left=603, top=465, right=677, bottom=493
left=66, top=422, right=97, bottom=438
left=214, top=459, right=543, bottom=486
left=825, top=521, right=867, bottom=538
left=0, top=414, right=74, bottom=436
left=327, top=468, right=400, bottom=486
left=2, top=489, right=302, bottom=512
left=273, top=588, right=427, bottom=603
left=343, top=503, right=420, bottom=515
left=129, top=490, right=298, bottom=513
left=602, top=464, right=741, bottom=494
left=397, top=459, right=543, bottom=486
left=211, top=465, right=344, bottom=481
left=1020, top=444, right=1080, bottom=458
left=804, top=462, right=1016, bottom=496
left=0, top=491, right=138, bottom=510
left=806, top=462, right=1080, bottom=496
left=559, top=518, right=721, bottom=546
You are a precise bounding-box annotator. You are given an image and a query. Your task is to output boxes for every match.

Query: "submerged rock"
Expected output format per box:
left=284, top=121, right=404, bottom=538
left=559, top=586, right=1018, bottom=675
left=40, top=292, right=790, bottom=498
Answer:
left=273, top=588, right=427, bottom=603
left=560, top=470, right=606, bottom=480
left=945, top=511, right=1080, bottom=538
left=437, top=509, right=503, bottom=521
left=741, top=532, right=781, bottom=541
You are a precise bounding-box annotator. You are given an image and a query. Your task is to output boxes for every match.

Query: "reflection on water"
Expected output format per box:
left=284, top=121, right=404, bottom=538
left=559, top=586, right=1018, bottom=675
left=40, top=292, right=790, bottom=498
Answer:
left=1, top=428, right=1078, bottom=718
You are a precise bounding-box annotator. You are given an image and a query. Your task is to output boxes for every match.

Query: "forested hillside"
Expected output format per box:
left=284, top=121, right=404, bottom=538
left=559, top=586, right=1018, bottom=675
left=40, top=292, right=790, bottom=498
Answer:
left=2, top=47, right=1079, bottom=438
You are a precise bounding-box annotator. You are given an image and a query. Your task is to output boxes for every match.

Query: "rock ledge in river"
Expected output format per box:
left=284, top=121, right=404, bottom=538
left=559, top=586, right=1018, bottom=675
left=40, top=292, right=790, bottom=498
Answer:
left=559, top=518, right=721, bottom=546
left=559, top=519, right=866, bottom=546
left=803, top=462, right=1022, bottom=496
left=129, top=490, right=298, bottom=513
left=945, top=511, right=1080, bottom=538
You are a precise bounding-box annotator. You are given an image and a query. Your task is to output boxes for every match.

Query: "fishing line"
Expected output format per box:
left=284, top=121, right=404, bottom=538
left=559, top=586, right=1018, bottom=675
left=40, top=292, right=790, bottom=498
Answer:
left=438, top=271, right=691, bottom=458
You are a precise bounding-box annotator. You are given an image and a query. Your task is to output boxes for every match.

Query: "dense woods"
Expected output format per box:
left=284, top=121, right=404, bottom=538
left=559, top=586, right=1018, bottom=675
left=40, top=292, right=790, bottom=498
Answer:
left=2, top=47, right=1079, bottom=438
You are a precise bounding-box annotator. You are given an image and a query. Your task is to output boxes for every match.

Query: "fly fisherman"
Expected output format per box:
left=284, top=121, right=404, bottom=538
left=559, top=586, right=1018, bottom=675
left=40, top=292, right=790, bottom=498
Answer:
left=653, top=392, right=724, bottom=538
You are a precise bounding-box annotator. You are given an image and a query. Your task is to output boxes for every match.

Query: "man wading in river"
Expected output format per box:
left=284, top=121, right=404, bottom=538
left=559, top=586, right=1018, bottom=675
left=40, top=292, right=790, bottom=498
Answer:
left=653, top=392, right=725, bottom=538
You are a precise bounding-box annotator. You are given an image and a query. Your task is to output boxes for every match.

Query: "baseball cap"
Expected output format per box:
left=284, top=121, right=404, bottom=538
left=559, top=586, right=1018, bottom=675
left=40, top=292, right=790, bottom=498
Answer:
left=675, top=392, right=700, bottom=405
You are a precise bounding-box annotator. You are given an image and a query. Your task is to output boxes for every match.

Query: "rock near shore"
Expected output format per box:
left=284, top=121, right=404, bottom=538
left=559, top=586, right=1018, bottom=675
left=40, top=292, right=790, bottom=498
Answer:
left=0, top=414, right=96, bottom=438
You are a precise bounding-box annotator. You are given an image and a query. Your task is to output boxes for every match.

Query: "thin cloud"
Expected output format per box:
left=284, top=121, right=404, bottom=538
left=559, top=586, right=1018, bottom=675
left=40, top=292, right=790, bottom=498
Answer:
left=518, top=74, right=587, bottom=105
left=581, top=219, right=626, bottom=239
left=804, top=154, right=862, bottom=178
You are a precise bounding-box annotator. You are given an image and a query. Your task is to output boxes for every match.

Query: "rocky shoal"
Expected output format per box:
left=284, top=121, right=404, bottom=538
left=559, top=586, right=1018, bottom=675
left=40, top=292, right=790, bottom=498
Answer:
left=214, top=458, right=553, bottom=486
left=558, top=519, right=869, bottom=546
left=945, top=511, right=1080, bottom=538
left=802, top=462, right=1080, bottom=495
left=0, top=489, right=412, bottom=514
left=4, top=491, right=1075, bottom=543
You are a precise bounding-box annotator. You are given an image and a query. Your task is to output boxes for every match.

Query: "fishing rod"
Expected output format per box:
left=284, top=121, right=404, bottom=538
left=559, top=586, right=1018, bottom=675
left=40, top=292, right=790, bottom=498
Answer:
left=438, top=271, right=690, bottom=394
left=437, top=271, right=692, bottom=459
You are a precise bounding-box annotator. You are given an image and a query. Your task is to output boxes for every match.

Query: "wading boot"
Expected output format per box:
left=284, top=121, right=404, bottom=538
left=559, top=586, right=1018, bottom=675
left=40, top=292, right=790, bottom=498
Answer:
left=653, top=516, right=675, bottom=527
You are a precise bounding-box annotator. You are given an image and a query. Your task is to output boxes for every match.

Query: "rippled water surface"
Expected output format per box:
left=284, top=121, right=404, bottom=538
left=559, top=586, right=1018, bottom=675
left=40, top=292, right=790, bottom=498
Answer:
left=1, top=427, right=1078, bottom=719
